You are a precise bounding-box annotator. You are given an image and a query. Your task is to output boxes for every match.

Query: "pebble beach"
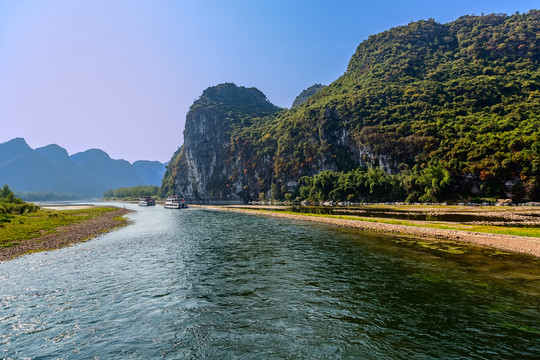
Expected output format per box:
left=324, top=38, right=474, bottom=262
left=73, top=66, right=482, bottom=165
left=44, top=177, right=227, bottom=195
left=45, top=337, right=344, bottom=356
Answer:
left=0, top=207, right=132, bottom=262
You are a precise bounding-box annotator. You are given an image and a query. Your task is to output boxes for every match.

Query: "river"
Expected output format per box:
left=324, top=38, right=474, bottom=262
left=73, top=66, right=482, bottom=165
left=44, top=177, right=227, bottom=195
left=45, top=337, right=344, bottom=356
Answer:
left=1, top=204, right=539, bottom=359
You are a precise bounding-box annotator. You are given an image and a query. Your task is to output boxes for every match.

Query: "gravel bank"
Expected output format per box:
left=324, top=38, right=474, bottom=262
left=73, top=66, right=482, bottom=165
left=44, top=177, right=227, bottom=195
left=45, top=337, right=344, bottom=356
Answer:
left=204, top=206, right=540, bottom=257
left=0, top=208, right=132, bottom=262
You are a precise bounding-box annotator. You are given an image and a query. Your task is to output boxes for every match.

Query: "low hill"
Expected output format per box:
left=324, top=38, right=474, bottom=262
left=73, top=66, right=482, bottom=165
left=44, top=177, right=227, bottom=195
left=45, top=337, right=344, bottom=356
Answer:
left=291, top=84, right=326, bottom=108
left=133, top=161, right=168, bottom=187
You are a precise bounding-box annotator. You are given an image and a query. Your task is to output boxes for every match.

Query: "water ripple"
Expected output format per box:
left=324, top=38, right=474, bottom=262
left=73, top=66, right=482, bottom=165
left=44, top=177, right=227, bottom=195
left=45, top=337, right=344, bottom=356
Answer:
left=1, top=205, right=539, bottom=359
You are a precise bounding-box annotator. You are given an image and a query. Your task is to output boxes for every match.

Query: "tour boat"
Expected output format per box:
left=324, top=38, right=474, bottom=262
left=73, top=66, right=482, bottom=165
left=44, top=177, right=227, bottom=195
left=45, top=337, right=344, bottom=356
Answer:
left=138, top=196, right=156, bottom=206
left=164, top=195, right=188, bottom=209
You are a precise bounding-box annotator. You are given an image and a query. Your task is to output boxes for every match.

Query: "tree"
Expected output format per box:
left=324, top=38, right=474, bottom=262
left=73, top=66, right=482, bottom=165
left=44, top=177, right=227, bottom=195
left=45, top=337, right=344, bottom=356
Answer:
left=416, top=165, right=452, bottom=202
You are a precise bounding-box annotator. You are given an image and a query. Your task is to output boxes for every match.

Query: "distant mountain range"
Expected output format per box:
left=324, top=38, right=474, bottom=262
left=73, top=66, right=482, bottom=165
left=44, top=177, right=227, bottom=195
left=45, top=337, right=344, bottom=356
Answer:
left=0, top=138, right=166, bottom=198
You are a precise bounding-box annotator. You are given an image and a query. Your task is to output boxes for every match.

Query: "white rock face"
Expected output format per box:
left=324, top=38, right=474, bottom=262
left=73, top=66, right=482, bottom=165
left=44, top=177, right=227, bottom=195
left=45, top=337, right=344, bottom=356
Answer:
left=173, top=109, right=234, bottom=200
left=163, top=83, right=281, bottom=202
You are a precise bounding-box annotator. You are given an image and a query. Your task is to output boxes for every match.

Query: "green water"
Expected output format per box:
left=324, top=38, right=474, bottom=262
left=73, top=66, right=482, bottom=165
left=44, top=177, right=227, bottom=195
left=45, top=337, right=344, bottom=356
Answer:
left=285, top=206, right=511, bottom=222
left=1, top=204, right=538, bottom=359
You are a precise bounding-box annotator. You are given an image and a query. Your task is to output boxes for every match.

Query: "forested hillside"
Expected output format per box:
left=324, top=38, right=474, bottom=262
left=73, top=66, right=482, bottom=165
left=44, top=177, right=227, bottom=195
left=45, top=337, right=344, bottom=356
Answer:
left=162, top=11, right=539, bottom=203
left=291, top=84, right=326, bottom=108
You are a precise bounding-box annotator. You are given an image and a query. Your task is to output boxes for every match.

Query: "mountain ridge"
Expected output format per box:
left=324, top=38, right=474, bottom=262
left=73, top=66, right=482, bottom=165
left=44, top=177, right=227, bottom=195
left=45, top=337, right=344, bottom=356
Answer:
left=0, top=138, right=166, bottom=198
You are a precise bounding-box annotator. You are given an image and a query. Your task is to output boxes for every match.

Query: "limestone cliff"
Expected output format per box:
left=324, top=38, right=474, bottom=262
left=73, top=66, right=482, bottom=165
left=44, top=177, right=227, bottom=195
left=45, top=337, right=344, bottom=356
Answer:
left=160, top=83, right=282, bottom=201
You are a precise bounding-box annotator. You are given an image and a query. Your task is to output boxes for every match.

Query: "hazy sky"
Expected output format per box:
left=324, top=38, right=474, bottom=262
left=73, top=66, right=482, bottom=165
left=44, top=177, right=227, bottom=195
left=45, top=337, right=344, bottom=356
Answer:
left=0, top=0, right=537, bottom=163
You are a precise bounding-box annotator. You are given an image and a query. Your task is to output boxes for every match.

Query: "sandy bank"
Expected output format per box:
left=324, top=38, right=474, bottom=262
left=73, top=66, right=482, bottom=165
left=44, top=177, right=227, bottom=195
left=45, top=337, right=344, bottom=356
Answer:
left=40, top=204, right=94, bottom=210
left=201, top=206, right=540, bottom=257
left=0, top=208, right=133, bottom=262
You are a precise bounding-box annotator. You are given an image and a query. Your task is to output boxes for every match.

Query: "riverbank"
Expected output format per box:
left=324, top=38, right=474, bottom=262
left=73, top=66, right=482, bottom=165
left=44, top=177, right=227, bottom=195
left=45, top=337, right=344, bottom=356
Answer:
left=0, top=206, right=133, bottom=262
left=199, top=205, right=540, bottom=257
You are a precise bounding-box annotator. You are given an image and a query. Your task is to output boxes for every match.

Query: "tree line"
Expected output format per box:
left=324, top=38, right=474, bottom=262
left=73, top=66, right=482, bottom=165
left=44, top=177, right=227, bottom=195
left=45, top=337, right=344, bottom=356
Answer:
left=273, top=166, right=458, bottom=203
left=103, top=185, right=161, bottom=200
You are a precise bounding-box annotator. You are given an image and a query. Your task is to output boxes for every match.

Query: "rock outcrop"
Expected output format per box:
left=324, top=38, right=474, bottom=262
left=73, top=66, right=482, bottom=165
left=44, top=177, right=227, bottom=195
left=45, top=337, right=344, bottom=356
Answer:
left=160, top=83, right=281, bottom=201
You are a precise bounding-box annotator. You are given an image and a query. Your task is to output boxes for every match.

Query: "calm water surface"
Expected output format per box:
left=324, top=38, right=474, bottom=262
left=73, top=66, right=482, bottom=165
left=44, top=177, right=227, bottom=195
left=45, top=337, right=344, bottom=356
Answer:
left=284, top=206, right=509, bottom=222
left=1, top=204, right=539, bottom=359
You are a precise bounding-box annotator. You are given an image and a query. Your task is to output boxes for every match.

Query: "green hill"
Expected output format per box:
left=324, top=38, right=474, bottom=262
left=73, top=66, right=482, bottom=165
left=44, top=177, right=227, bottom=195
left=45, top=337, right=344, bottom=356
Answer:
left=291, top=84, right=326, bottom=108
left=162, top=11, right=539, bottom=203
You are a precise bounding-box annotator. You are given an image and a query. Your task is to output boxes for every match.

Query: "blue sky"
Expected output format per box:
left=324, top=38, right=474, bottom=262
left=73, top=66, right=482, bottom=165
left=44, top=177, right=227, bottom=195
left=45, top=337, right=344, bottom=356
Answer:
left=0, top=0, right=537, bottom=162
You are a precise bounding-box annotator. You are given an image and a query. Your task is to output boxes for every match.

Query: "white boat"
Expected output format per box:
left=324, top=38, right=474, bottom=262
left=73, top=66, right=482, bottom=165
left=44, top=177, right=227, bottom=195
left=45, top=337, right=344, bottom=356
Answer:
left=138, top=196, right=155, bottom=206
left=164, top=195, right=187, bottom=209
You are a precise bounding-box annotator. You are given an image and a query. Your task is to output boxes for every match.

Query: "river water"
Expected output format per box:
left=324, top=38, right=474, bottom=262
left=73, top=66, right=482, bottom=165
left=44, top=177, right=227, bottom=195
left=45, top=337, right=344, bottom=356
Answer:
left=1, top=204, right=539, bottom=359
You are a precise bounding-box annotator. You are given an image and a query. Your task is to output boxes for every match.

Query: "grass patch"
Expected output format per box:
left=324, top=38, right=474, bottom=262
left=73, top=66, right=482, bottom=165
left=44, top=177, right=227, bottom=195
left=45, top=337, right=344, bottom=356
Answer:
left=421, top=222, right=540, bottom=238
left=0, top=207, right=119, bottom=246
left=1, top=242, right=19, bottom=248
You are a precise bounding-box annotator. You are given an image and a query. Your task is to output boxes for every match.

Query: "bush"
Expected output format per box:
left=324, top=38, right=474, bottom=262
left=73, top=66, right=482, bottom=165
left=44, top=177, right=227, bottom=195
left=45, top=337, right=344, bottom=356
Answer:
left=0, top=184, right=39, bottom=214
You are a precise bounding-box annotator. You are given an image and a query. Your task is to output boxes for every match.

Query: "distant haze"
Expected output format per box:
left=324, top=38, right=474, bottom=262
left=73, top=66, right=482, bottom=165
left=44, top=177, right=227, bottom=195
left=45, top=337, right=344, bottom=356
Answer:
left=0, top=138, right=166, bottom=197
left=0, top=0, right=536, bottom=163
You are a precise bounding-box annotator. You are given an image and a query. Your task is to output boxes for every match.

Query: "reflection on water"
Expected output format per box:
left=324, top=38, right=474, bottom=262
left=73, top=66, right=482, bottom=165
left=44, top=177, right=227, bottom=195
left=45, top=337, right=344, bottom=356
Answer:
left=285, top=206, right=511, bottom=222
left=1, top=203, right=539, bottom=359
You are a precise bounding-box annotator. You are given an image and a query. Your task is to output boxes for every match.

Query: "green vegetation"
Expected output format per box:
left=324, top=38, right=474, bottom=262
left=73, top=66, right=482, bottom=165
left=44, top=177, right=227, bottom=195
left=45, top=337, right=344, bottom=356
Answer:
left=163, top=11, right=539, bottom=204
left=289, top=165, right=452, bottom=203
left=291, top=84, right=327, bottom=108
left=298, top=168, right=403, bottom=202
left=269, top=11, right=540, bottom=202
left=103, top=185, right=161, bottom=200
left=424, top=222, right=540, bottom=238
left=405, top=240, right=468, bottom=254
left=0, top=185, right=39, bottom=219
left=160, top=83, right=283, bottom=199
left=15, top=191, right=81, bottom=202
left=189, top=83, right=282, bottom=117
left=0, top=206, right=118, bottom=248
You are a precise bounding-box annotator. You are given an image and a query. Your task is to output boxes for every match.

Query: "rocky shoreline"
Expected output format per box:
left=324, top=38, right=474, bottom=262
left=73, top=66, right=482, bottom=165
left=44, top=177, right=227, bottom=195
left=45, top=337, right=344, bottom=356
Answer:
left=0, top=207, right=133, bottom=262
left=201, top=206, right=540, bottom=257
